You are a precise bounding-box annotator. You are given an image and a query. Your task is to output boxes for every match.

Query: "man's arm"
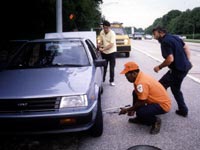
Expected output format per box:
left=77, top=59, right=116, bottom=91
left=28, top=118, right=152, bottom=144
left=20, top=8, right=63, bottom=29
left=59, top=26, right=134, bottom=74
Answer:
left=119, top=100, right=147, bottom=115
left=99, top=43, right=114, bottom=51
left=183, top=44, right=191, bottom=61
left=154, top=54, right=174, bottom=73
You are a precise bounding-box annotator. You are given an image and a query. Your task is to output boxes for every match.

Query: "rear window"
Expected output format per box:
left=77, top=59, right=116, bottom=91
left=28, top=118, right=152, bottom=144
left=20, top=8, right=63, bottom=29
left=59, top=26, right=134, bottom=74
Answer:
left=111, top=27, right=127, bottom=35
left=7, top=40, right=90, bottom=69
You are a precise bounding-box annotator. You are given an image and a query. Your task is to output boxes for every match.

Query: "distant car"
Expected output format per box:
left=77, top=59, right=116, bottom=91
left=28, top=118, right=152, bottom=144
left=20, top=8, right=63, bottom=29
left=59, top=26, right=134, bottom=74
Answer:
left=110, top=22, right=132, bottom=57
left=0, top=38, right=105, bottom=137
left=133, top=33, right=143, bottom=40
left=174, top=35, right=187, bottom=40
left=128, top=34, right=133, bottom=39
left=144, top=34, right=153, bottom=40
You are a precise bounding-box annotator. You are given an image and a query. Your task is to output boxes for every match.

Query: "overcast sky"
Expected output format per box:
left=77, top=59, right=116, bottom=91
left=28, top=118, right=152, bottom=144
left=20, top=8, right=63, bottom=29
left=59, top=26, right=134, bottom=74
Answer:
left=100, top=0, right=200, bottom=29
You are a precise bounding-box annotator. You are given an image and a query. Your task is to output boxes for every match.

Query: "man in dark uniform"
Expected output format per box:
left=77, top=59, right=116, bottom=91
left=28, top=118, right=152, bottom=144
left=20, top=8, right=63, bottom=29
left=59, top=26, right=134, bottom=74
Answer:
left=152, top=26, right=192, bottom=117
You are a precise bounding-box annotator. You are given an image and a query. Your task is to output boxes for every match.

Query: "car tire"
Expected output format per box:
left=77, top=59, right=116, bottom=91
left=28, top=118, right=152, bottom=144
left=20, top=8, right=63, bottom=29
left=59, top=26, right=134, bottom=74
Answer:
left=89, top=94, right=103, bottom=137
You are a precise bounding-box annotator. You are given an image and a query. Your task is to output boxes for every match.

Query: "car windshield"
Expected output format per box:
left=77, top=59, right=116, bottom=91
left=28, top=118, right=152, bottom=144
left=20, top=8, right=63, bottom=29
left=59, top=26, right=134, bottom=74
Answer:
left=111, top=27, right=126, bottom=35
left=6, top=40, right=90, bottom=69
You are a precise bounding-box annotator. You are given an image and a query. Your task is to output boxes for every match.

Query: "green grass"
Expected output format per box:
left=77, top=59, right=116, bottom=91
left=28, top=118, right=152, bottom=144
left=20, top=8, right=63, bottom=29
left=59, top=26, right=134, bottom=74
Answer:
left=184, top=39, right=200, bottom=43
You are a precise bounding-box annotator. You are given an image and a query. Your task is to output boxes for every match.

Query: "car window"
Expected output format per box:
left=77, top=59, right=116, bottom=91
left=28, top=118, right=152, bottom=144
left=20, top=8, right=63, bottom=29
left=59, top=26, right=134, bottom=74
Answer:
left=85, top=39, right=101, bottom=59
left=0, top=40, right=28, bottom=69
left=8, top=40, right=90, bottom=69
left=111, top=27, right=126, bottom=35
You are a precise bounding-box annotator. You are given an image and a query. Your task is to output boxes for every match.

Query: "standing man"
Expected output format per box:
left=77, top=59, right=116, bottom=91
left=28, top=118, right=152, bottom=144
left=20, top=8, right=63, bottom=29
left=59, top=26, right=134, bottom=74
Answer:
left=98, top=20, right=117, bottom=86
left=119, top=62, right=171, bottom=134
left=152, top=26, right=192, bottom=117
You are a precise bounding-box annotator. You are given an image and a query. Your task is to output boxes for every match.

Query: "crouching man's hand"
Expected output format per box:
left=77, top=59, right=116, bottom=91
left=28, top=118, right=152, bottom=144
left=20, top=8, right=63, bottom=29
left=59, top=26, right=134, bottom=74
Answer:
left=127, top=110, right=135, bottom=116
left=119, top=108, right=128, bottom=115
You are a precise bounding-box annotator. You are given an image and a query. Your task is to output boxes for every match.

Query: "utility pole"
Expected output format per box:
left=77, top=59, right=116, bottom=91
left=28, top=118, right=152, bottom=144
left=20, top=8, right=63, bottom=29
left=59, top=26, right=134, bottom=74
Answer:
left=56, top=0, right=62, bottom=33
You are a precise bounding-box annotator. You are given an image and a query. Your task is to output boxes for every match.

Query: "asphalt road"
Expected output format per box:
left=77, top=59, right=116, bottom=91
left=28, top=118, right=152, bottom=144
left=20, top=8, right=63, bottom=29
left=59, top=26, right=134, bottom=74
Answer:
left=1, top=39, right=200, bottom=150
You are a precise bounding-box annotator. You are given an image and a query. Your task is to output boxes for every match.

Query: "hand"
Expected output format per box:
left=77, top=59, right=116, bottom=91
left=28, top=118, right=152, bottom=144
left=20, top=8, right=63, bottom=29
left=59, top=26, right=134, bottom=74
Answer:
left=154, top=66, right=160, bottom=73
left=127, top=110, right=135, bottom=116
left=99, top=47, right=104, bottom=51
left=119, top=108, right=127, bottom=115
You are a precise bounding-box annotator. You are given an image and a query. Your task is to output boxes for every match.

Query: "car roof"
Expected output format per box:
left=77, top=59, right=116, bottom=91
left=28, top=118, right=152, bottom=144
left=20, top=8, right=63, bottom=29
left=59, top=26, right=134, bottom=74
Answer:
left=28, top=38, right=86, bottom=43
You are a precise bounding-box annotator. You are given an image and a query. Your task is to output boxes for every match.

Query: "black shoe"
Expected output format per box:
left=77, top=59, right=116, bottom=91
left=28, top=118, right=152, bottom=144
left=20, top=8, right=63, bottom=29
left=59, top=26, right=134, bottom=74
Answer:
left=150, top=117, right=161, bottom=134
left=128, top=117, right=142, bottom=124
left=176, top=110, right=188, bottom=117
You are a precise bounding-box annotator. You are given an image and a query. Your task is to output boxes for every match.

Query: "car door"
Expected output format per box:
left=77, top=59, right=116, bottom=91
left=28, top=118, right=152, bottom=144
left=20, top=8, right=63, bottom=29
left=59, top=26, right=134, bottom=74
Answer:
left=85, top=39, right=103, bottom=88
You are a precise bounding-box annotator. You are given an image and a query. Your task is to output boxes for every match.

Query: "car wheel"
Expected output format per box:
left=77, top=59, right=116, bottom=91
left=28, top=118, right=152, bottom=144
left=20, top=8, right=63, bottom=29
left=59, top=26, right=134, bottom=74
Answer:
left=89, top=94, right=103, bottom=137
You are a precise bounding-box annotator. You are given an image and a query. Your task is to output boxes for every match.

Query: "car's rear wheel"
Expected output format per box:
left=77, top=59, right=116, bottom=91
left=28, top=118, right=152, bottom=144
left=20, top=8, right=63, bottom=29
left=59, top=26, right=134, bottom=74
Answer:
left=89, top=93, right=103, bottom=137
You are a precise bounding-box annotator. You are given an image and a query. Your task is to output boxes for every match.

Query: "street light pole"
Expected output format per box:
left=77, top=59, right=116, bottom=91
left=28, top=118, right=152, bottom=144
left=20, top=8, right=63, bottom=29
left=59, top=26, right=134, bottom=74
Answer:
left=56, top=0, right=62, bottom=33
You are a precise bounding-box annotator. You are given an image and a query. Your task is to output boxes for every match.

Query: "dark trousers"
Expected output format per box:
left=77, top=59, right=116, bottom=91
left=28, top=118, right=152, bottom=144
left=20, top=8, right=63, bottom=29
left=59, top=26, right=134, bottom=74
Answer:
left=132, top=91, right=166, bottom=125
left=159, top=69, right=188, bottom=112
left=101, top=52, right=116, bottom=82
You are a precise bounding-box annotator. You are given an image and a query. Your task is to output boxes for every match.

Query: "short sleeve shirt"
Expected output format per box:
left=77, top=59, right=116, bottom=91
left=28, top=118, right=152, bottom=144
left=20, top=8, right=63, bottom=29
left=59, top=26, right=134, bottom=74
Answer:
left=160, top=34, right=192, bottom=72
left=134, top=72, right=171, bottom=112
left=99, top=30, right=116, bottom=54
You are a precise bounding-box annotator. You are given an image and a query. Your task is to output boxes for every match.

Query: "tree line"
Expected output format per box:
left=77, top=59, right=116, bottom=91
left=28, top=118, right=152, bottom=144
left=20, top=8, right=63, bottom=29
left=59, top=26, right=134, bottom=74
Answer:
left=1, top=1, right=199, bottom=40
left=145, top=7, right=200, bottom=39
left=0, top=0, right=102, bottom=39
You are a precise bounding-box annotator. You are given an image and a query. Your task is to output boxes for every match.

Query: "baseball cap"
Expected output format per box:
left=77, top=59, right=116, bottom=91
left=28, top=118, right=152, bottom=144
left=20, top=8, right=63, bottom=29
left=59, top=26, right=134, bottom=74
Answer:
left=120, top=62, right=139, bottom=74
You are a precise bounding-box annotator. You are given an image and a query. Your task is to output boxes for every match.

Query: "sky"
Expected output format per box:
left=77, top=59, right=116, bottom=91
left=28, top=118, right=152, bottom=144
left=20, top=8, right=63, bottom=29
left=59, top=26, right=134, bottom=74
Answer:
left=100, top=0, right=200, bottom=29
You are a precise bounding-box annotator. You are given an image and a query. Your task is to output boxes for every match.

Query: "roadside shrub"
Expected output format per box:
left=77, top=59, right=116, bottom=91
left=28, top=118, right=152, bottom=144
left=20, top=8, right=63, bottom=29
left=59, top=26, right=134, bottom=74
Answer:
left=185, top=34, right=200, bottom=39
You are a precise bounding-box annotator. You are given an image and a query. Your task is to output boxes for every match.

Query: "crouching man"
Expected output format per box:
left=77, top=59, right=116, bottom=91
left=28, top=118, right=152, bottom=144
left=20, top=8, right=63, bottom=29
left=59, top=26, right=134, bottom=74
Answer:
left=119, top=62, right=171, bottom=134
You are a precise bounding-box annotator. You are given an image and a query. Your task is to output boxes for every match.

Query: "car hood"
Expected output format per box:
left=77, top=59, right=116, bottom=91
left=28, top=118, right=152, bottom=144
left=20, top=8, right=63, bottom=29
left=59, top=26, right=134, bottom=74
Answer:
left=0, top=67, right=93, bottom=98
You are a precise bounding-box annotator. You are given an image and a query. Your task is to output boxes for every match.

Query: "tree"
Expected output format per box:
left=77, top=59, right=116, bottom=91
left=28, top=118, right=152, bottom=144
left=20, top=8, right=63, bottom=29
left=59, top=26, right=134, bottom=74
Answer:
left=0, top=0, right=103, bottom=39
left=162, top=10, right=181, bottom=29
left=63, top=0, right=102, bottom=31
left=145, top=7, right=200, bottom=37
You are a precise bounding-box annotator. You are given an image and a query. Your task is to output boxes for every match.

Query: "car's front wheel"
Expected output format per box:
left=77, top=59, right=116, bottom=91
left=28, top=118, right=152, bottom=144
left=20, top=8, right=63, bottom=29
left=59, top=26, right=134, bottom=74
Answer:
left=89, top=94, right=103, bottom=137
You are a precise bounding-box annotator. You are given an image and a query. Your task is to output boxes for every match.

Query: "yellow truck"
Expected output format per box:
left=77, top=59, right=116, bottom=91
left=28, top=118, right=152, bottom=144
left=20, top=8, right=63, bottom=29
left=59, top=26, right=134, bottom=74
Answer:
left=96, top=22, right=131, bottom=57
left=110, top=22, right=131, bottom=57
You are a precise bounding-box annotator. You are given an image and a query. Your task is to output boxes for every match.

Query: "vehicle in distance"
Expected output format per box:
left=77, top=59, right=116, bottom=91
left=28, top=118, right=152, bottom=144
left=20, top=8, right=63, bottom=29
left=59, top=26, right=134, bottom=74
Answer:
left=111, top=22, right=131, bottom=57
left=133, top=32, right=143, bottom=40
left=174, top=35, right=187, bottom=40
left=0, top=38, right=105, bottom=137
left=144, top=34, right=153, bottom=40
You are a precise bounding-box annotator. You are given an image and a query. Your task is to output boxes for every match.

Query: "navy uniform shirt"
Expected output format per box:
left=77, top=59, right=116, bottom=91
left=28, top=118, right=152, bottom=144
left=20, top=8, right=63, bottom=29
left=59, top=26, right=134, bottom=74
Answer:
left=159, top=34, right=192, bottom=72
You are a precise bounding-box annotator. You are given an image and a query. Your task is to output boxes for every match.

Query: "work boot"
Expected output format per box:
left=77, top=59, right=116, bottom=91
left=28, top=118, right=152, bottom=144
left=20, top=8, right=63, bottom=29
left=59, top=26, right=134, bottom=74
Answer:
left=150, top=117, right=161, bottom=134
left=175, top=110, right=188, bottom=117
left=128, top=117, right=142, bottom=124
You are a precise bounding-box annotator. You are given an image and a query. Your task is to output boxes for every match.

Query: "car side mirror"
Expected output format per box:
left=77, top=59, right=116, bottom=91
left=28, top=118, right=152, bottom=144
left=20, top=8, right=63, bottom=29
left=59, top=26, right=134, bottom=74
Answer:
left=94, top=59, right=106, bottom=67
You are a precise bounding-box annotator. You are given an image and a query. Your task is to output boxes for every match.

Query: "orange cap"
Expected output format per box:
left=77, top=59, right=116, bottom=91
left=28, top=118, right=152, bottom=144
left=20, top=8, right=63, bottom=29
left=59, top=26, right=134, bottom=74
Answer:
left=120, top=62, right=139, bottom=74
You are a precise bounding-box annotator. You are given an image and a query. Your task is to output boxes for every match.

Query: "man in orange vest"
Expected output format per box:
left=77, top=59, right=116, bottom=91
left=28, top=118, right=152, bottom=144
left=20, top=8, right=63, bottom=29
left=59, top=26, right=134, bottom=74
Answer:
left=119, top=61, right=171, bottom=134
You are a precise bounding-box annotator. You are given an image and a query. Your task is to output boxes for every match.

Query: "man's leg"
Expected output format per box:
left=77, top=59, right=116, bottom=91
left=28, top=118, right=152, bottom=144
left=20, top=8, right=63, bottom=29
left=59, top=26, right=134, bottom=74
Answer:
left=171, top=70, right=188, bottom=116
left=159, top=70, right=172, bottom=89
left=109, top=52, right=116, bottom=83
left=136, top=104, right=165, bottom=125
left=101, top=53, right=108, bottom=82
left=136, top=104, right=166, bottom=134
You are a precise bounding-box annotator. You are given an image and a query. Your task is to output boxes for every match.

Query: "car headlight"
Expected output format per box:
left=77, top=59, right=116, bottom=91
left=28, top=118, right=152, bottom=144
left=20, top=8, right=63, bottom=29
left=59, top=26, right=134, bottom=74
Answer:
left=60, top=95, right=88, bottom=108
left=124, top=39, right=129, bottom=45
